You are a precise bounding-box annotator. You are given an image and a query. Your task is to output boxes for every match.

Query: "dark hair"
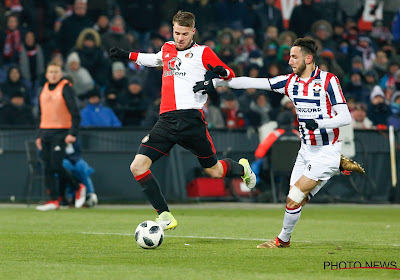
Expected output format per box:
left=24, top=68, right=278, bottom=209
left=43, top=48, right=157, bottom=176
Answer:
left=293, top=38, right=318, bottom=62
left=172, top=10, right=195, bottom=28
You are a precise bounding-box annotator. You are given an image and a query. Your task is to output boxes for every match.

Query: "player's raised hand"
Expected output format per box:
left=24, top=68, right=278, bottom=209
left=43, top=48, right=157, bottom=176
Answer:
left=109, top=47, right=130, bottom=60
left=304, top=119, right=319, bottom=130
left=193, top=80, right=215, bottom=95
left=207, top=64, right=228, bottom=77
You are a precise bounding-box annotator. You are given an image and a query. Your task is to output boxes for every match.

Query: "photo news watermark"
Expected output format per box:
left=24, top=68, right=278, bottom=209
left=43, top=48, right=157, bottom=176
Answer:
left=324, top=261, right=400, bottom=271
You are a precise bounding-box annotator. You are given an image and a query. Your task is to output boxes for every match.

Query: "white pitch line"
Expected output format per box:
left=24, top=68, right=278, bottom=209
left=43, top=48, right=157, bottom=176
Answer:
left=80, top=232, right=400, bottom=247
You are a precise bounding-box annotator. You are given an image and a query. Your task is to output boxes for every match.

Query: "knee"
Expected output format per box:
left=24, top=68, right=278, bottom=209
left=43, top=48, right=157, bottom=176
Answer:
left=130, top=161, right=145, bottom=176
left=286, top=197, right=301, bottom=208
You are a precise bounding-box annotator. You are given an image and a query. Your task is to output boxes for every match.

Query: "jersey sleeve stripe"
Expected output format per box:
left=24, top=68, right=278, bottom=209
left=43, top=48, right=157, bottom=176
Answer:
left=324, top=73, right=337, bottom=105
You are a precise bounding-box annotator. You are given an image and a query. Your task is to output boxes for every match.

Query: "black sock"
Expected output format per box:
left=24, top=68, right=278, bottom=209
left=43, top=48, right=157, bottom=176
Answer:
left=135, top=170, right=169, bottom=214
left=219, top=158, right=244, bottom=178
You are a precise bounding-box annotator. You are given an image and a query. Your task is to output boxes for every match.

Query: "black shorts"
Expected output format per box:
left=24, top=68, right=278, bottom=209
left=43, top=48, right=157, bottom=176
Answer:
left=137, top=109, right=218, bottom=168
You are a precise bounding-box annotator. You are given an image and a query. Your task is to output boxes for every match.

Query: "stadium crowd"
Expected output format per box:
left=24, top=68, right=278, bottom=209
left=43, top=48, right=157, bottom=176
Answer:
left=1, top=0, right=400, bottom=131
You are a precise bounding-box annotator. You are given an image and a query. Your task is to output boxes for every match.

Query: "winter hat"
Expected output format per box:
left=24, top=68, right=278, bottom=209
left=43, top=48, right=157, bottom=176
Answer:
left=66, top=52, right=80, bottom=64
left=112, top=61, right=125, bottom=73
left=370, top=85, right=385, bottom=101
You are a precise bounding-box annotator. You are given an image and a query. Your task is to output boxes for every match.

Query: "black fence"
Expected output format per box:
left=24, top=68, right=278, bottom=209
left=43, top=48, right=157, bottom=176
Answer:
left=0, top=127, right=398, bottom=203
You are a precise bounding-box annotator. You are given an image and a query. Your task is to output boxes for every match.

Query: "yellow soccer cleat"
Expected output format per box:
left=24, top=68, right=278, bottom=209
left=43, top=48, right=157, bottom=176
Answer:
left=155, top=211, right=178, bottom=230
left=239, top=158, right=257, bottom=189
left=340, top=155, right=365, bottom=174
left=257, top=237, right=290, bottom=248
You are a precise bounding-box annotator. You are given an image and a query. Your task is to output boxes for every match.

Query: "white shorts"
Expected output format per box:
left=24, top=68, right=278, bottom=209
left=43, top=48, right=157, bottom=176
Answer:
left=290, top=142, right=341, bottom=198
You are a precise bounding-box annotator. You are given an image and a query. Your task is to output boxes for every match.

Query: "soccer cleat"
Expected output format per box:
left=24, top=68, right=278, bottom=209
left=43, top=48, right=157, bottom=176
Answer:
left=239, top=158, right=257, bottom=189
left=155, top=211, right=178, bottom=231
left=75, top=183, right=87, bottom=208
left=340, top=155, right=365, bottom=174
left=257, top=237, right=290, bottom=248
left=36, top=200, right=59, bottom=211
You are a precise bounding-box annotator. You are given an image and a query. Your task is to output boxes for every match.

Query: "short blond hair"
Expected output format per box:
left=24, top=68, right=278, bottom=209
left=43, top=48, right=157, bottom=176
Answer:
left=172, top=10, right=195, bottom=28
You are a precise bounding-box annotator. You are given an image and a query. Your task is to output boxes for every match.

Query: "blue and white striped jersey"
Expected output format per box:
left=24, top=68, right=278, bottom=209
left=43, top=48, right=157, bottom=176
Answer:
left=267, top=67, right=346, bottom=146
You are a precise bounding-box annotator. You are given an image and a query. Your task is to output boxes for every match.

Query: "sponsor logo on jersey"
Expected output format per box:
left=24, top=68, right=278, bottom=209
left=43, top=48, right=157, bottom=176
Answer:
left=296, top=107, right=322, bottom=113
left=164, top=57, right=186, bottom=77
left=168, top=57, right=182, bottom=71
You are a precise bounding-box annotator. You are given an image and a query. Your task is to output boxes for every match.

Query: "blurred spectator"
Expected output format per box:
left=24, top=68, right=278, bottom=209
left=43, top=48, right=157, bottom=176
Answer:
left=364, top=69, right=379, bottom=92
left=351, top=103, right=374, bottom=129
left=1, top=14, right=22, bottom=65
left=106, top=61, right=128, bottom=98
left=72, top=28, right=109, bottom=86
left=62, top=140, right=98, bottom=207
left=379, top=59, right=400, bottom=92
left=262, top=40, right=278, bottom=66
left=119, top=77, right=148, bottom=126
left=218, top=46, right=236, bottom=65
left=373, top=50, right=389, bottom=79
left=388, top=91, right=400, bottom=129
left=158, top=22, right=172, bottom=41
left=351, top=55, right=364, bottom=73
left=0, top=91, right=34, bottom=126
left=93, top=14, right=109, bottom=36
left=20, top=31, right=44, bottom=81
left=249, top=93, right=272, bottom=127
left=117, top=0, right=161, bottom=49
left=278, top=30, right=297, bottom=47
left=203, top=100, right=225, bottom=129
left=235, top=28, right=260, bottom=67
left=345, top=70, right=369, bottom=103
left=370, top=20, right=393, bottom=47
left=0, top=66, right=29, bottom=105
left=19, top=31, right=45, bottom=102
left=319, top=49, right=345, bottom=82
left=101, top=15, right=131, bottom=52
left=289, top=0, right=320, bottom=37
left=148, top=32, right=166, bottom=53
left=353, top=36, right=376, bottom=70
left=57, top=0, right=93, bottom=57
left=220, top=92, right=246, bottom=129
left=216, top=28, right=236, bottom=53
left=368, top=85, right=390, bottom=127
left=254, top=0, right=284, bottom=43
left=80, top=87, right=121, bottom=127
left=64, top=52, right=94, bottom=100
left=276, top=44, right=291, bottom=73
left=392, top=7, right=400, bottom=43
left=311, top=20, right=336, bottom=51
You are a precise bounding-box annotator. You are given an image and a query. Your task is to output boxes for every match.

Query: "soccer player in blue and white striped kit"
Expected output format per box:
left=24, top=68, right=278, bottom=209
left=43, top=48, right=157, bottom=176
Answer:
left=194, top=38, right=364, bottom=248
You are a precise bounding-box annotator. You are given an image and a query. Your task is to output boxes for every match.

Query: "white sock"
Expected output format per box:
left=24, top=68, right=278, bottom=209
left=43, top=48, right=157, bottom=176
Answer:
left=277, top=205, right=302, bottom=242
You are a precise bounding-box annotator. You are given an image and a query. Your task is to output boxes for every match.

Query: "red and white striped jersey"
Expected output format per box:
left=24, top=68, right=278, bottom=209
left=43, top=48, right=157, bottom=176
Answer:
left=268, top=67, right=346, bottom=145
left=130, top=41, right=234, bottom=114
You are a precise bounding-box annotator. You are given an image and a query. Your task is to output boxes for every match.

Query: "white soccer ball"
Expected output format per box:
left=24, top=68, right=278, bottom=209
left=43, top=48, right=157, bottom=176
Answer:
left=135, top=221, right=164, bottom=249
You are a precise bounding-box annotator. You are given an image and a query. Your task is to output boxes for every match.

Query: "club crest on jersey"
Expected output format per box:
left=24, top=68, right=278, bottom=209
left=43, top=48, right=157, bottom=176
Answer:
left=185, top=52, right=193, bottom=58
left=141, top=134, right=150, bottom=143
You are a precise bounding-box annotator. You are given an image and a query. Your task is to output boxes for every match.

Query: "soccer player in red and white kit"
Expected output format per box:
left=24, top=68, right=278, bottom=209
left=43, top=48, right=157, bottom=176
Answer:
left=195, top=38, right=364, bottom=248
left=109, top=11, right=256, bottom=230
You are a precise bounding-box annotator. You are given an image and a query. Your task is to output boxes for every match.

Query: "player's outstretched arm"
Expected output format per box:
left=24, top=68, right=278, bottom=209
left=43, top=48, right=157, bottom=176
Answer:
left=193, top=77, right=272, bottom=94
left=109, top=47, right=130, bottom=60
left=213, top=77, right=272, bottom=90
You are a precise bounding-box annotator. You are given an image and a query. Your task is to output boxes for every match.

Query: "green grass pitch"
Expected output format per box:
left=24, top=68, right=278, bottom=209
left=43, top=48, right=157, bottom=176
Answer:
left=0, top=203, right=399, bottom=280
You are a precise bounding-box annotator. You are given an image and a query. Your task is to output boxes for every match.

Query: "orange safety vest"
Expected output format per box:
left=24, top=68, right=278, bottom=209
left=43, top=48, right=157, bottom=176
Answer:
left=39, top=79, right=72, bottom=129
